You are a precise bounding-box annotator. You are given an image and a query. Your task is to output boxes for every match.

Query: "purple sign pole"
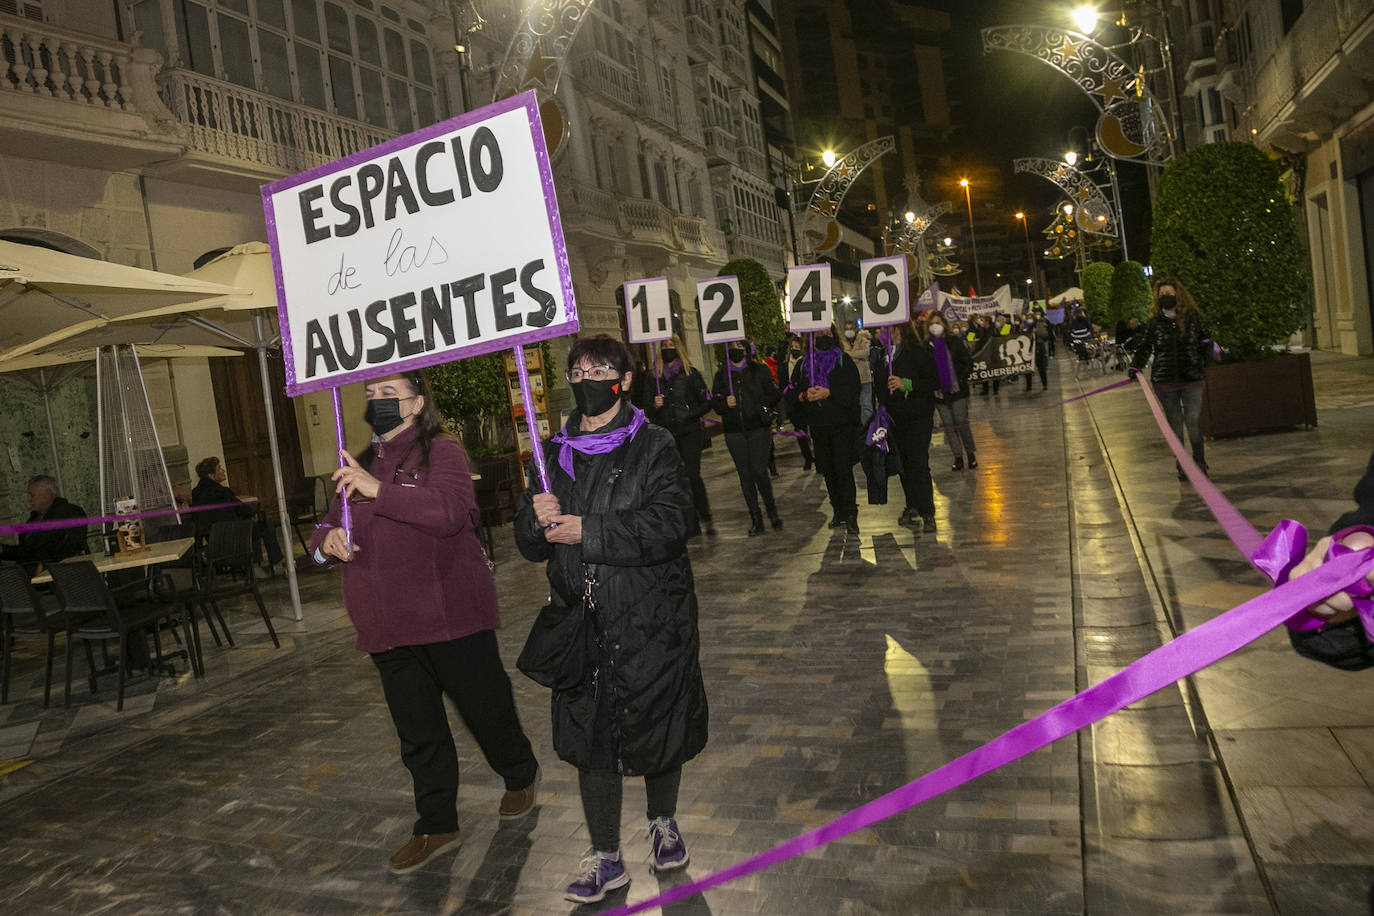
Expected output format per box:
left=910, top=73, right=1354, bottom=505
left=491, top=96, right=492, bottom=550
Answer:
left=808, top=332, right=816, bottom=385
left=652, top=343, right=661, bottom=396
left=514, top=346, right=551, bottom=492
left=331, top=387, right=352, bottom=549
left=726, top=344, right=737, bottom=399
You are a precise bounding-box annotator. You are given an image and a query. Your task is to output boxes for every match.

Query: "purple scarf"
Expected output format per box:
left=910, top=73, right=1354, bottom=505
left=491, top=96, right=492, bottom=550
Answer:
left=551, top=406, right=647, bottom=480
left=661, top=358, right=683, bottom=380
left=805, top=344, right=843, bottom=385
left=932, top=336, right=956, bottom=394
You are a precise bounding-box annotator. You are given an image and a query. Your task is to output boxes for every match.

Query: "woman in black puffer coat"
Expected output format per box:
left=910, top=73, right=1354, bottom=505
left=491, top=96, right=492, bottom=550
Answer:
left=650, top=334, right=715, bottom=535
left=1129, top=278, right=1213, bottom=478
left=515, top=334, right=708, bottom=902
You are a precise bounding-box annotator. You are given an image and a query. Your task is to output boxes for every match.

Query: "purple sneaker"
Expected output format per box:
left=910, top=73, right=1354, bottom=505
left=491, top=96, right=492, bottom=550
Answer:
left=648, top=817, right=689, bottom=871
left=564, top=850, right=629, bottom=904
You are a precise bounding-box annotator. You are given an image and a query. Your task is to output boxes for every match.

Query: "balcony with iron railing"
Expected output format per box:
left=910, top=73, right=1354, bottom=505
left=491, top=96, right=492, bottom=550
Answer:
left=0, top=13, right=183, bottom=168
left=685, top=13, right=716, bottom=60
left=571, top=49, right=642, bottom=111
left=155, top=67, right=395, bottom=188
left=703, top=124, right=737, bottom=164
left=558, top=179, right=722, bottom=261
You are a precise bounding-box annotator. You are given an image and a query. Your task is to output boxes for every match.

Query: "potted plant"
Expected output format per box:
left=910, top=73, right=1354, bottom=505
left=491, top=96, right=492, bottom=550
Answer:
left=1150, top=141, right=1313, bottom=436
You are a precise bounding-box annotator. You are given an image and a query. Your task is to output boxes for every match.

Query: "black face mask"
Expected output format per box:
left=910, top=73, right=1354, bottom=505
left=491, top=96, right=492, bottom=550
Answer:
left=728, top=347, right=746, bottom=364
left=660, top=348, right=679, bottom=364
left=364, top=398, right=406, bottom=436
left=1157, top=294, right=1177, bottom=311
left=790, top=346, right=802, bottom=356
left=815, top=336, right=836, bottom=351
left=572, top=378, right=622, bottom=417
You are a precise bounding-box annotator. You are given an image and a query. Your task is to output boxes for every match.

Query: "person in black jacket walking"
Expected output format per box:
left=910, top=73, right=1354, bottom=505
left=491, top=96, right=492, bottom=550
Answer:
left=875, top=319, right=940, bottom=531
left=926, top=312, right=977, bottom=470
left=650, top=335, right=714, bottom=535
left=712, top=342, right=782, bottom=536
left=1129, top=278, right=1212, bottom=478
left=789, top=325, right=861, bottom=533
left=515, top=335, right=708, bottom=905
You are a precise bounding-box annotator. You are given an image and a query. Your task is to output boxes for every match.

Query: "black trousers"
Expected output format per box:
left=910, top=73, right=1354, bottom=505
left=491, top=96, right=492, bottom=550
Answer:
left=372, top=630, right=539, bottom=835
left=725, top=427, right=776, bottom=518
left=810, top=424, right=858, bottom=519
left=1024, top=342, right=1049, bottom=390
left=675, top=426, right=712, bottom=522
left=579, top=767, right=682, bottom=852
left=892, top=411, right=935, bottom=517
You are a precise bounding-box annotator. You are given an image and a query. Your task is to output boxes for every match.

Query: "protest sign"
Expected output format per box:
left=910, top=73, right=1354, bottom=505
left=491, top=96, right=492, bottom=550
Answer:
left=940, top=295, right=1002, bottom=322
left=262, top=90, right=577, bottom=396
left=623, top=277, right=672, bottom=344
left=858, top=256, right=908, bottom=328
left=697, top=276, right=745, bottom=345
left=787, top=263, right=832, bottom=333
left=969, top=333, right=1036, bottom=380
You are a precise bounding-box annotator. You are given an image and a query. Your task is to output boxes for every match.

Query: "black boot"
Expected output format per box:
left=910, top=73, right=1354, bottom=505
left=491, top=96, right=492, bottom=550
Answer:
left=748, top=510, right=765, bottom=537
left=845, top=513, right=859, bottom=535
left=767, top=507, right=782, bottom=530
left=828, top=511, right=845, bottom=529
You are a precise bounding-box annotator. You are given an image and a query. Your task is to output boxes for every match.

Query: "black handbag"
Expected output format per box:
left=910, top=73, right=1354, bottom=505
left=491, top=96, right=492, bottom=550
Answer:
left=517, top=572, right=597, bottom=689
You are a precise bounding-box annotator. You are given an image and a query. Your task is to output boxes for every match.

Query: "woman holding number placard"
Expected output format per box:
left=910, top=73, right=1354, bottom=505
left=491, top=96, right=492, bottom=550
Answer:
left=310, top=369, right=540, bottom=876
left=788, top=325, right=862, bottom=534
left=514, top=335, right=708, bottom=905
left=711, top=341, right=783, bottom=536
left=650, top=335, right=715, bottom=536
left=876, top=319, right=941, bottom=532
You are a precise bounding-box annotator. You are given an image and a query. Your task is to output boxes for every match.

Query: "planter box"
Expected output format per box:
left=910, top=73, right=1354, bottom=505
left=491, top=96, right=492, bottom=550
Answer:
left=1200, top=351, right=1317, bottom=437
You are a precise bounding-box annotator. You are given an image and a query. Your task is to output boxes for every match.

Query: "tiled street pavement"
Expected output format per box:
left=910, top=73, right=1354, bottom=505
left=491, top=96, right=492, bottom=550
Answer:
left=0, top=350, right=1371, bottom=914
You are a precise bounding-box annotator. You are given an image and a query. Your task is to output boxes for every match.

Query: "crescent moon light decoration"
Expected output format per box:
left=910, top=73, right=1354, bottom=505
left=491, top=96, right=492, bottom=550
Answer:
left=798, top=136, right=896, bottom=259
left=1013, top=158, right=1119, bottom=238
left=981, top=25, right=1173, bottom=163
left=490, top=0, right=598, bottom=159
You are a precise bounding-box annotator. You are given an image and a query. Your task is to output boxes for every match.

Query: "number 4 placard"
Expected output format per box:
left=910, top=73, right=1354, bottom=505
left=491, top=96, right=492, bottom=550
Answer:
left=697, top=276, right=744, bottom=344
left=788, top=263, right=832, bottom=332
left=859, top=255, right=909, bottom=327
left=623, top=277, right=673, bottom=343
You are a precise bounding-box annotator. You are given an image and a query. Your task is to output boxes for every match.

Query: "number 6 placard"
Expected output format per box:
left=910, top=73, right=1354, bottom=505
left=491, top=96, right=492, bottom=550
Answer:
left=697, top=275, right=744, bottom=344
left=788, top=263, right=832, bottom=332
left=623, top=277, right=673, bottom=343
left=859, top=255, right=909, bottom=327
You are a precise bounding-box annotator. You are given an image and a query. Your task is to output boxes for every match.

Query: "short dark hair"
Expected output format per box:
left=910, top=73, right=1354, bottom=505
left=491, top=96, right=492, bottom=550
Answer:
left=27, top=475, right=58, bottom=494
left=195, top=456, right=220, bottom=479
left=567, top=334, right=632, bottom=378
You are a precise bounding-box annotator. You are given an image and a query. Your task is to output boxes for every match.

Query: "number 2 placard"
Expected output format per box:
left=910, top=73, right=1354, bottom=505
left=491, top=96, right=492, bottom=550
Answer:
left=697, top=275, right=744, bottom=344
left=623, top=277, right=673, bottom=343
left=859, top=255, right=909, bottom=327
left=788, top=263, right=832, bottom=333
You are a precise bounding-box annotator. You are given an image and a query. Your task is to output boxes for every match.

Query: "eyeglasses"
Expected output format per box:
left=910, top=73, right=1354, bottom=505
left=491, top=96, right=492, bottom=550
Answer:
left=567, top=365, right=618, bottom=383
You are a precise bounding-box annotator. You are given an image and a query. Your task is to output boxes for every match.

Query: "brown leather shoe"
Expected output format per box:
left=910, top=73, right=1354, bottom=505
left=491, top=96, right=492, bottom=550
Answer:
left=388, top=831, right=461, bottom=875
left=499, top=769, right=540, bottom=818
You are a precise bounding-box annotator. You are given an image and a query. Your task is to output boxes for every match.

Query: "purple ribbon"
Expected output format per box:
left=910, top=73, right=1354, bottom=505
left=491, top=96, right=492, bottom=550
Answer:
left=550, top=406, right=647, bottom=480
left=0, top=499, right=256, bottom=536
left=805, top=342, right=843, bottom=386
left=1252, top=521, right=1374, bottom=635
left=607, top=546, right=1374, bottom=916
left=865, top=405, right=893, bottom=453
left=932, top=335, right=955, bottom=394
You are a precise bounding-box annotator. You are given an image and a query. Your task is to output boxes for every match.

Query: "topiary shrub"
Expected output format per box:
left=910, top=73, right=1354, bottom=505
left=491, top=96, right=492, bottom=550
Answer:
left=1109, top=260, right=1152, bottom=325
left=722, top=257, right=784, bottom=347
left=1080, top=261, right=1114, bottom=320
left=1150, top=141, right=1307, bottom=362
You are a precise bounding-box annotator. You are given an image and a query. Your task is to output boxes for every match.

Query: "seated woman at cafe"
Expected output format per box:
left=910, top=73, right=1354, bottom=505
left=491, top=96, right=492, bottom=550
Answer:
left=0, top=475, right=89, bottom=574
left=191, top=456, right=285, bottom=573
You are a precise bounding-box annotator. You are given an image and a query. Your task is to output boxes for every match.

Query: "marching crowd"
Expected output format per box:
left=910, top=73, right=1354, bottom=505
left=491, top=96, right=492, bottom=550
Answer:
left=299, top=275, right=1374, bottom=908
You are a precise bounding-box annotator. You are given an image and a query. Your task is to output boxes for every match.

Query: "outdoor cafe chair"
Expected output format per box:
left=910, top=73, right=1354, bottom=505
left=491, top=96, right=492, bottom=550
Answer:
left=200, top=519, right=280, bottom=650
left=0, top=565, right=95, bottom=708
left=48, top=561, right=183, bottom=712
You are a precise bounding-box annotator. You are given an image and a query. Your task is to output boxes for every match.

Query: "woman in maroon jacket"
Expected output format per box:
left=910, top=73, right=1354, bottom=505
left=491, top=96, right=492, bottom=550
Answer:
left=311, top=370, right=539, bottom=875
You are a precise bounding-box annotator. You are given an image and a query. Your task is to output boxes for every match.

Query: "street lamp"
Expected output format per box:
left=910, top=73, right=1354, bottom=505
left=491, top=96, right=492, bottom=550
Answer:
left=959, top=178, right=983, bottom=293
left=1063, top=150, right=1078, bottom=167
left=1014, top=211, right=1040, bottom=302
left=821, top=149, right=837, bottom=168
left=1071, top=5, right=1098, bottom=34
left=904, top=211, right=916, bottom=223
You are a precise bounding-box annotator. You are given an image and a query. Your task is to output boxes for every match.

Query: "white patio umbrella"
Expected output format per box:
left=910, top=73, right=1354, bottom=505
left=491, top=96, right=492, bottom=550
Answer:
left=0, top=240, right=248, bottom=360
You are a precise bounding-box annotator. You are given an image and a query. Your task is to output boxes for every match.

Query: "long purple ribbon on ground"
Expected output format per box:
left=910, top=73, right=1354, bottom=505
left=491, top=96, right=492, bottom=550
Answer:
left=605, top=376, right=1373, bottom=916
left=0, top=499, right=257, bottom=537
left=607, top=549, right=1374, bottom=915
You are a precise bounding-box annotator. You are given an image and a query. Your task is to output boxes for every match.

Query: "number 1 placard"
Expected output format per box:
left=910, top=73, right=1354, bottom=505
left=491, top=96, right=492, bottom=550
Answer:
left=623, top=277, right=673, bottom=343
left=788, top=263, right=832, bottom=332
left=697, top=276, right=744, bottom=344
left=859, top=255, right=909, bottom=327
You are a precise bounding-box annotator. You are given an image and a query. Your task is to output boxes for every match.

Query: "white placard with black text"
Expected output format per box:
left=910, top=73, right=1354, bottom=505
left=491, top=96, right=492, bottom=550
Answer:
left=787, top=263, right=833, bottom=333
left=697, top=276, right=745, bottom=344
left=623, top=277, right=673, bottom=343
left=859, top=255, right=909, bottom=327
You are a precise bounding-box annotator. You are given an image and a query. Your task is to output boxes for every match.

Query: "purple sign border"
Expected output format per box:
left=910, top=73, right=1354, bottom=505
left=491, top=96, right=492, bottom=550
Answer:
left=697, top=275, right=746, bottom=345
left=857, top=254, right=910, bottom=328
left=622, top=276, right=673, bottom=344
left=786, top=262, right=833, bottom=334
left=260, top=90, right=579, bottom=397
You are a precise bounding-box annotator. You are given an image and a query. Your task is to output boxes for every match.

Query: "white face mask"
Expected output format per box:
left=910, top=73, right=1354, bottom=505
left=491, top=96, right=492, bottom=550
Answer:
left=929, top=324, right=946, bottom=337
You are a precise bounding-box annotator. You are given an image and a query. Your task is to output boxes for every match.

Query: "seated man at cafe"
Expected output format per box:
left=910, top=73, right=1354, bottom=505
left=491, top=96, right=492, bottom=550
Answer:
left=0, top=475, right=89, bottom=574
left=192, top=456, right=285, bottom=574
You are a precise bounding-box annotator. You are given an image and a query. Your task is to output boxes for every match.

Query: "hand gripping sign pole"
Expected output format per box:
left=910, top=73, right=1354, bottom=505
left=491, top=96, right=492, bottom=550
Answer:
left=514, top=345, right=551, bottom=492
left=331, top=387, right=353, bottom=547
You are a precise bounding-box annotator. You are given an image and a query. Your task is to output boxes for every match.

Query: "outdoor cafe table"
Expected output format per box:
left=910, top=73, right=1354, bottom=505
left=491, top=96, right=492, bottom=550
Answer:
left=29, top=537, right=196, bottom=585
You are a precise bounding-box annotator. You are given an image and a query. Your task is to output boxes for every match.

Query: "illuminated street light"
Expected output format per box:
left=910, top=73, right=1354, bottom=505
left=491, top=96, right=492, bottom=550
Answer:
left=822, top=149, right=837, bottom=168
left=1014, top=211, right=1040, bottom=300
left=943, top=236, right=953, bottom=247
left=1063, top=150, right=1078, bottom=167
left=959, top=178, right=983, bottom=291
left=904, top=211, right=916, bottom=223
left=1072, top=5, right=1098, bottom=33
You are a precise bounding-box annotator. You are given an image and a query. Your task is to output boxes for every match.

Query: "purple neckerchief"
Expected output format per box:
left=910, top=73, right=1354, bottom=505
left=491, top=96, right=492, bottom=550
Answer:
left=660, top=358, right=683, bottom=380
left=932, top=336, right=956, bottom=393
left=865, top=405, right=893, bottom=452
left=550, top=406, right=647, bottom=480
left=805, top=344, right=843, bottom=385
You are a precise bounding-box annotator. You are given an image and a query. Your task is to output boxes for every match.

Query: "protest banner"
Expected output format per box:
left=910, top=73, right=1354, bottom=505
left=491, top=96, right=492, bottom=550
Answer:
left=940, top=294, right=1003, bottom=322
left=262, top=89, right=578, bottom=522
left=969, top=333, right=1037, bottom=381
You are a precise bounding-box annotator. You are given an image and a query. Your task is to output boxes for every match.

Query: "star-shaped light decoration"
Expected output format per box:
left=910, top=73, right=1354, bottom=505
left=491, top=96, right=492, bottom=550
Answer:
left=1077, top=186, right=1092, bottom=200
left=1057, top=39, right=1081, bottom=59
left=1094, top=75, right=1128, bottom=104
left=836, top=164, right=852, bottom=180
left=525, top=40, right=556, bottom=88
